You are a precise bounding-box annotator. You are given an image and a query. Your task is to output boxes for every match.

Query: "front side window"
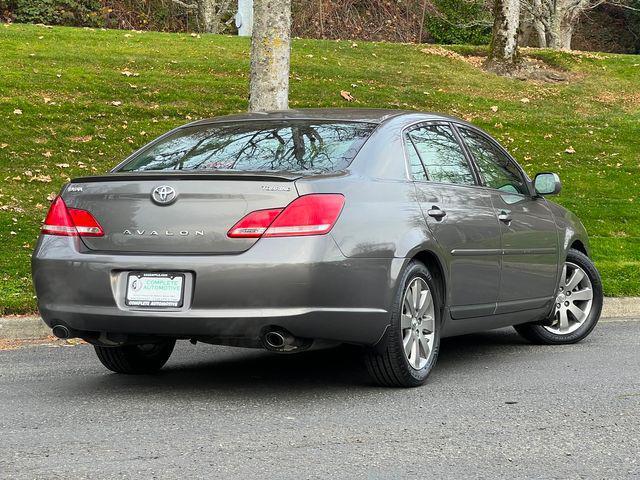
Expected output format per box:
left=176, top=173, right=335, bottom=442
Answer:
left=118, top=121, right=377, bottom=173
left=458, top=128, right=528, bottom=195
left=406, top=124, right=475, bottom=185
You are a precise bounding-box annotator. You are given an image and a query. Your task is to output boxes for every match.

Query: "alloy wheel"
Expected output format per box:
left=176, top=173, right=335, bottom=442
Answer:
left=544, top=261, right=594, bottom=335
left=401, top=277, right=436, bottom=370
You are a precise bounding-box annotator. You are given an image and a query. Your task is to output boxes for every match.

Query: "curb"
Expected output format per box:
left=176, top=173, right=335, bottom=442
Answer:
left=1, top=297, right=638, bottom=340
left=0, top=316, right=50, bottom=340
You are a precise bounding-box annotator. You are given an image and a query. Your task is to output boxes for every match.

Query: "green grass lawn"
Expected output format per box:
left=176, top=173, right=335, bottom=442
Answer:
left=0, top=23, right=638, bottom=313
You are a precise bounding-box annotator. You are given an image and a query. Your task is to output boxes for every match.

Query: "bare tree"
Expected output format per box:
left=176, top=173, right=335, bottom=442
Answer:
left=170, top=0, right=234, bottom=33
left=520, top=0, right=635, bottom=50
left=487, top=0, right=521, bottom=70
left=249, top=0, right=292, bottom=111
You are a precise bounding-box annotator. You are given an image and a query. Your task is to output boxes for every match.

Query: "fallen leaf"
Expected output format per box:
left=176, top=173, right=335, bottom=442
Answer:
left=340, top=90, right=355, bottom=102
left=55, top=163, right=70, bottom=168
left=110, top=101, right=122, bottom=107
left=520, top=97, right=530, bottom=104
left=43, top=151, right=52, bottom=158
left=565, top=147, right=576, bottom=154
left=13, top=109, right=22, bottom=115
left=30, top=175, right=52, bottom=183
left=46, top=192, right=56, bottom=201
left=490, top=105, right=499, bottom=113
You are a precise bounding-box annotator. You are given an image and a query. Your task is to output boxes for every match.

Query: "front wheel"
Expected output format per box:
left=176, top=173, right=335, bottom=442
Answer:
left=515, top=249, right=603, bottom=344
left=94, top=339, right=176, bottom=374
left=365, top=261, right=441, bottom=387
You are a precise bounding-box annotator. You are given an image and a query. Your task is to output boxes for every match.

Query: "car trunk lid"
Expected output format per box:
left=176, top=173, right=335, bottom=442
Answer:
left=62, top=173, right=300, bottom=254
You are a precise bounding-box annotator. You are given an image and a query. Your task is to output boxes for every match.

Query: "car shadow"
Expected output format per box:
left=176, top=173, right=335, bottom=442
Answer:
left=76, top=327, right=531, bottom=395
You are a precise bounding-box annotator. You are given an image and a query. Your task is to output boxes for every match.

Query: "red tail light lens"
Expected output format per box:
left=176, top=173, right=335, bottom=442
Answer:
left=227, top=208, right=283, bottom=238
left=227, top=194, right=345, bottom=239
left=265, top=194, right=345, bottom=237
left=68, top=208, right=104, bottom=236
left=42, top=196, right=104, bottom=237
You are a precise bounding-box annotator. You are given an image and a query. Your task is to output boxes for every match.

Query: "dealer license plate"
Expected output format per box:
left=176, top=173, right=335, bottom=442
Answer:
left=125, top=272, right=185, bottom=308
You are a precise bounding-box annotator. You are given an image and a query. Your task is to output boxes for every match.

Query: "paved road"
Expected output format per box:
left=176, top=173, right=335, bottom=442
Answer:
left=1, top=321, right=639, bottom=479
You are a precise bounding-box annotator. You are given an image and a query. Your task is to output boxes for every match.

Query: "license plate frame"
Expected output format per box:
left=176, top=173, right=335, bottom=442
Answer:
left=125, top=272, right=185, bottom=308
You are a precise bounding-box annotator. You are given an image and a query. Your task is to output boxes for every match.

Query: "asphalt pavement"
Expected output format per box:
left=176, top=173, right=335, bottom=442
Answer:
left=1, top=320, right=639, bottom=479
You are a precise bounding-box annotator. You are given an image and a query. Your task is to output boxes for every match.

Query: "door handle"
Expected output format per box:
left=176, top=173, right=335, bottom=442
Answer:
left=498, top=210, right=512, bottom=223
left=427, top=206, right=447, bottom=219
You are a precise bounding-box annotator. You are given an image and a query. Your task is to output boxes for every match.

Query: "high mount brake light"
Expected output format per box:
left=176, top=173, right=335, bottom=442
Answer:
left=41, top=196, right=104, bottom=237
left=227, top=194, right=345, bottom=239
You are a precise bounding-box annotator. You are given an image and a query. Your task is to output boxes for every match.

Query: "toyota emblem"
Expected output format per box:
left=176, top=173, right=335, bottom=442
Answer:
left=151, top=185, right=177, bottom=205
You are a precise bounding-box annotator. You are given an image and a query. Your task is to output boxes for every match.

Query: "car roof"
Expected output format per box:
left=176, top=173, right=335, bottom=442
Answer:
left=188, top=108, right=466, bottom=126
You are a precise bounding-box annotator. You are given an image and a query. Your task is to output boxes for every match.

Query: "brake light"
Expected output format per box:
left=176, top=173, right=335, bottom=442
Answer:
left=41, top=196, right=104, bottom=237
left=227, top=194, right=345, bottom=239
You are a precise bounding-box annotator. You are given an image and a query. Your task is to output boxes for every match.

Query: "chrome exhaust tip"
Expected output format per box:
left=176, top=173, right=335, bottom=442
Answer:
left=264, top=331, right=286, bottom=349
left=51, top=325, right=71, bottom=339
left=261, top=328, right=310, bottom=353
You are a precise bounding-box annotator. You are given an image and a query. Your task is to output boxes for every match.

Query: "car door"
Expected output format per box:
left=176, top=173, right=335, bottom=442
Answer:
left=456, top=125, right=559, bottom=314
left=404, top=122, right=502, bottom=319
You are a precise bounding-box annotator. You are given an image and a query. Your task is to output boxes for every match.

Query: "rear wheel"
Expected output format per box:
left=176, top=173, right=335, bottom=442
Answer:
left=94, top=339, right=176, bottom=374
left=514, top=249, right=603, bottom=344
left=365, top=261, right=440, bottom=387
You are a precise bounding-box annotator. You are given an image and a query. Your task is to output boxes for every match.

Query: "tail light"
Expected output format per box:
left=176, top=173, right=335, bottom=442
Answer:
left=227, top=208, right=283, bottom=238
left=228, top=194, right=345, bottom=238
left=42, top=196, right=104, bottom=237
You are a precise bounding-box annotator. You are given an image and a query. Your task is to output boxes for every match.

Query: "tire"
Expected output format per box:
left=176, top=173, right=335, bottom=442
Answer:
left=514, top=249, right=603, bottom=345
left=94, top=339, right=176, bottom=374
left=365, top=261, right=441, bottom=387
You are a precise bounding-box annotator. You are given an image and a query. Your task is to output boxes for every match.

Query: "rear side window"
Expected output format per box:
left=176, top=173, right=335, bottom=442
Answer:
left=405, top=124, right=475, bottom=185
left=458, top=128, right=528, bottom=195
left=404, top=137, right=428, bottom=181
left=118, top=121, right=377, bottom=173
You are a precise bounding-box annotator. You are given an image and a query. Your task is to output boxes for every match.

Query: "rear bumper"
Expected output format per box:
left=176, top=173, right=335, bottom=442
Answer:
left=32, top=235, right=401, bottom=345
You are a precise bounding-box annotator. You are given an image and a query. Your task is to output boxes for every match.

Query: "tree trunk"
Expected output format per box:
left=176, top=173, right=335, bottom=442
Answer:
left=199, top=0, right=218, bottom=33
left=547, top=8, right=562, bottom=49
left=520, top=0, right=590, bottom=51
left=249, top=0, right=291, bottom=111
left=533, top=19, right=547, bottom=47
left=558, top=23, right=573, bottom=50
left=487, top=0, right=520, bottom=70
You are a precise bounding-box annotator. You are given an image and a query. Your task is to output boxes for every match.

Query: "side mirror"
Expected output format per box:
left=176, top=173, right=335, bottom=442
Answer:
left=534, top=172, right=562, bottom=196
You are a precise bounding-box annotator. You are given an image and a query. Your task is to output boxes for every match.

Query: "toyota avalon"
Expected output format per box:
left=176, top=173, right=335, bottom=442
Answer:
left=32, top=109, right=603, bottom=387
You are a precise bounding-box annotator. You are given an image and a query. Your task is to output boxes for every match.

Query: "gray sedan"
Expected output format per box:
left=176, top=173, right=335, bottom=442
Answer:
left=32, top=109, right=603, bottom=387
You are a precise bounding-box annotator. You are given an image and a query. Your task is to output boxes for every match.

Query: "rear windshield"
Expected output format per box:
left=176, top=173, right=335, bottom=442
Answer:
left=117, top=120, right=377, bottom=173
